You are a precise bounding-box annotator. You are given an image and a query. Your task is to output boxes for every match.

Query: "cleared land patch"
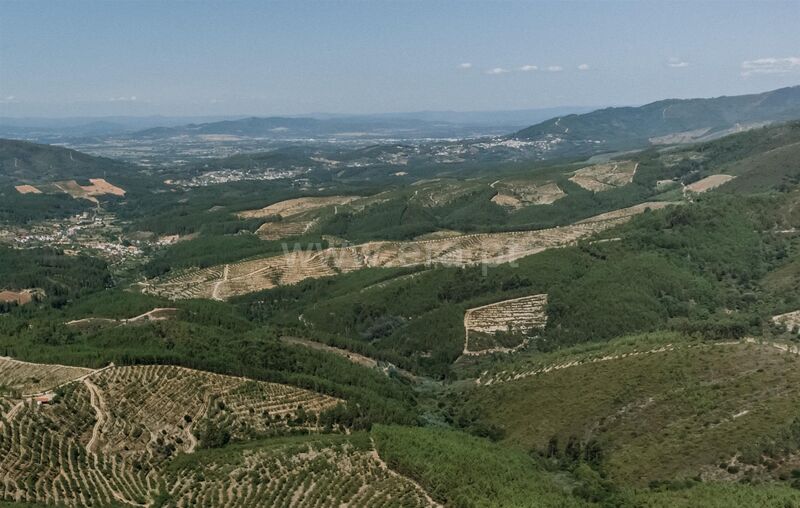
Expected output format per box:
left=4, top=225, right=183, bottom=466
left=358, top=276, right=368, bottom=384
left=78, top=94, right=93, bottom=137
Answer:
left=491, top=181, right=565, bottom=209
left=0, top=357, right=93, bottom=396
left=13, top=184, right=41, bottom=194
left=66, top=307, right=179, bottom=329
left=685, top=174, right=736, bottom=193
left=569, top=160, right=638, bottom=191
left=16, top=178, right=126, bottom=203
left=463, top=294, right=548, bottom=355
left=0, top=288, right=41, bottom=306
left=146, top=201, right=673, bottom=300
left=240, top=196, right=361, bottom=240
left=773, top=310, right=800, bottom=334
left=237, top=195, right=359, bottom=219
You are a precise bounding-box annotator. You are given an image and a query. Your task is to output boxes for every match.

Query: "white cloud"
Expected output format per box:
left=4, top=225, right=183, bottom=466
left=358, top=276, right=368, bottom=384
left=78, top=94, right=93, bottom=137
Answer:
left=741, top=56, right=800, bottom=77
left=519, top=64, right=538, bottom=72
left=486, top=67, right=510, bottom=75
left=0, top=95, right=17, bottom=103
left=458, top=62, right=473, bottom=69
left=109, top=95, right=137, bottom=102
left=668, top=57, right=689, bottom=68
left=546, top=65, right=563, bottom=72
left=577, top=64, right=590, bottom=71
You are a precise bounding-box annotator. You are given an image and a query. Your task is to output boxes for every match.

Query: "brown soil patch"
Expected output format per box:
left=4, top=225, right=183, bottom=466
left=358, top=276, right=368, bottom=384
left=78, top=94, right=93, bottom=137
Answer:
left=0, top=288, right=41, bottom=305
left=54, top=178, right=126, bottom=202
left=83, top=178, right=126, bottom=196
left=684, top=174, right=736, bottom=193
left=14, top=184, right=41, bottom=194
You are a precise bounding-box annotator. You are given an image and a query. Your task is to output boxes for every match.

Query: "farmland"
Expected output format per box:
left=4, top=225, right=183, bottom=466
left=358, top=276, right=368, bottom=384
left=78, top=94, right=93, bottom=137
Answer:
left=145, top=201, right=672, bottom=300
left=685, top=174, right=736, bottom=193
left=16, top=178, right=127, bottom=204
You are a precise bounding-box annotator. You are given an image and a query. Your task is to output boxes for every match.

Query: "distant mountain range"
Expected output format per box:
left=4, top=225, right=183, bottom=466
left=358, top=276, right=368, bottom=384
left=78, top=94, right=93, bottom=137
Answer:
left=513, top=85, right=800, bottom=155
left=0, top=107, right=597, bottom=143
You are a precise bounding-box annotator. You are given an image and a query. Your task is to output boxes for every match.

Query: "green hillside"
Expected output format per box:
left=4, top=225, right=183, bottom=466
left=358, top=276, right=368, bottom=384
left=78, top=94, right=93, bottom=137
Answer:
left=514, top=86, right=800, bottom=155
left=0, top=138, right=131, bottom=184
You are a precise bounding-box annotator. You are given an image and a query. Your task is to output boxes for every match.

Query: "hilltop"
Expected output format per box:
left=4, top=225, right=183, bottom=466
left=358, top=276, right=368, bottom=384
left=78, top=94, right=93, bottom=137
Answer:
left=514, top=85, right=800, bottom=157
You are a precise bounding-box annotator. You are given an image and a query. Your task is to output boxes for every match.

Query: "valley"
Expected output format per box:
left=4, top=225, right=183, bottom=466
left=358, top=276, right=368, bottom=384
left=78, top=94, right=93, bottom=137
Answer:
left=2, top=86, right=800, bottom=507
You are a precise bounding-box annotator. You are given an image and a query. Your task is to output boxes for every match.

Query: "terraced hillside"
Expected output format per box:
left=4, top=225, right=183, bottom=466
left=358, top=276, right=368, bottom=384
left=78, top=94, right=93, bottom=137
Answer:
left=164, top=434, right=438, bottom=508
left=146, top=201, right=672, bottom=300
left=465, top=333, right=800, bottom=486
left=463, top=294, right=548, bottom=355
left=0, top=357, right=93, bottom=396
left=0, top=363, right=348, bottom=507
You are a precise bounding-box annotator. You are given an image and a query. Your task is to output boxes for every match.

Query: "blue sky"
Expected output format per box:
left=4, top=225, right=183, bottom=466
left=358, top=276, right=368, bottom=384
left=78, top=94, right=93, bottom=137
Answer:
left=1, top=0, right=799, bottom=117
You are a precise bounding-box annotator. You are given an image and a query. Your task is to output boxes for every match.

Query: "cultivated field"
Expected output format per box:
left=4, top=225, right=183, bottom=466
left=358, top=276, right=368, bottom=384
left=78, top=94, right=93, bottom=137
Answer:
left=14, top=184, right=41, bottom=194
left=685, top=174, right=736, bottom=193
left=773, top=310, right=800, bottom=334
left=569, top=161, right=638, bottom=191
left=146, top=201, right=672, bottom=300
left=491, top=181, right=565, bottom=208
left=463, top=294, right=548, bottom=355
left=20, top=178, right=128, bottom=203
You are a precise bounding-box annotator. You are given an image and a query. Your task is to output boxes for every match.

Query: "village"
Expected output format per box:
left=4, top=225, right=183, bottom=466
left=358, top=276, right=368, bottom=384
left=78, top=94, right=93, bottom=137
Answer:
left=0, top=210, right=144, bottom=263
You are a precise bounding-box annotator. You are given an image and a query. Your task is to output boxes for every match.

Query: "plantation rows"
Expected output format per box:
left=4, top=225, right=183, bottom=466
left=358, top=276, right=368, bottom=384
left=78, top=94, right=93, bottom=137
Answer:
left=0, top=383, right=157, bottom=507
left=164, top=441, right=435, bottom=508
left=91, top=365, right=342, bottom=451
left=0, top=357, right=93, bottom=395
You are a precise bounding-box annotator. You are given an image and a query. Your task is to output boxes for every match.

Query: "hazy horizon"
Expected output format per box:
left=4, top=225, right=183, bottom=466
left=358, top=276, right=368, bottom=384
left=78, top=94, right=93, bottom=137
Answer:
left=2, top=0, right=799, bottom=117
